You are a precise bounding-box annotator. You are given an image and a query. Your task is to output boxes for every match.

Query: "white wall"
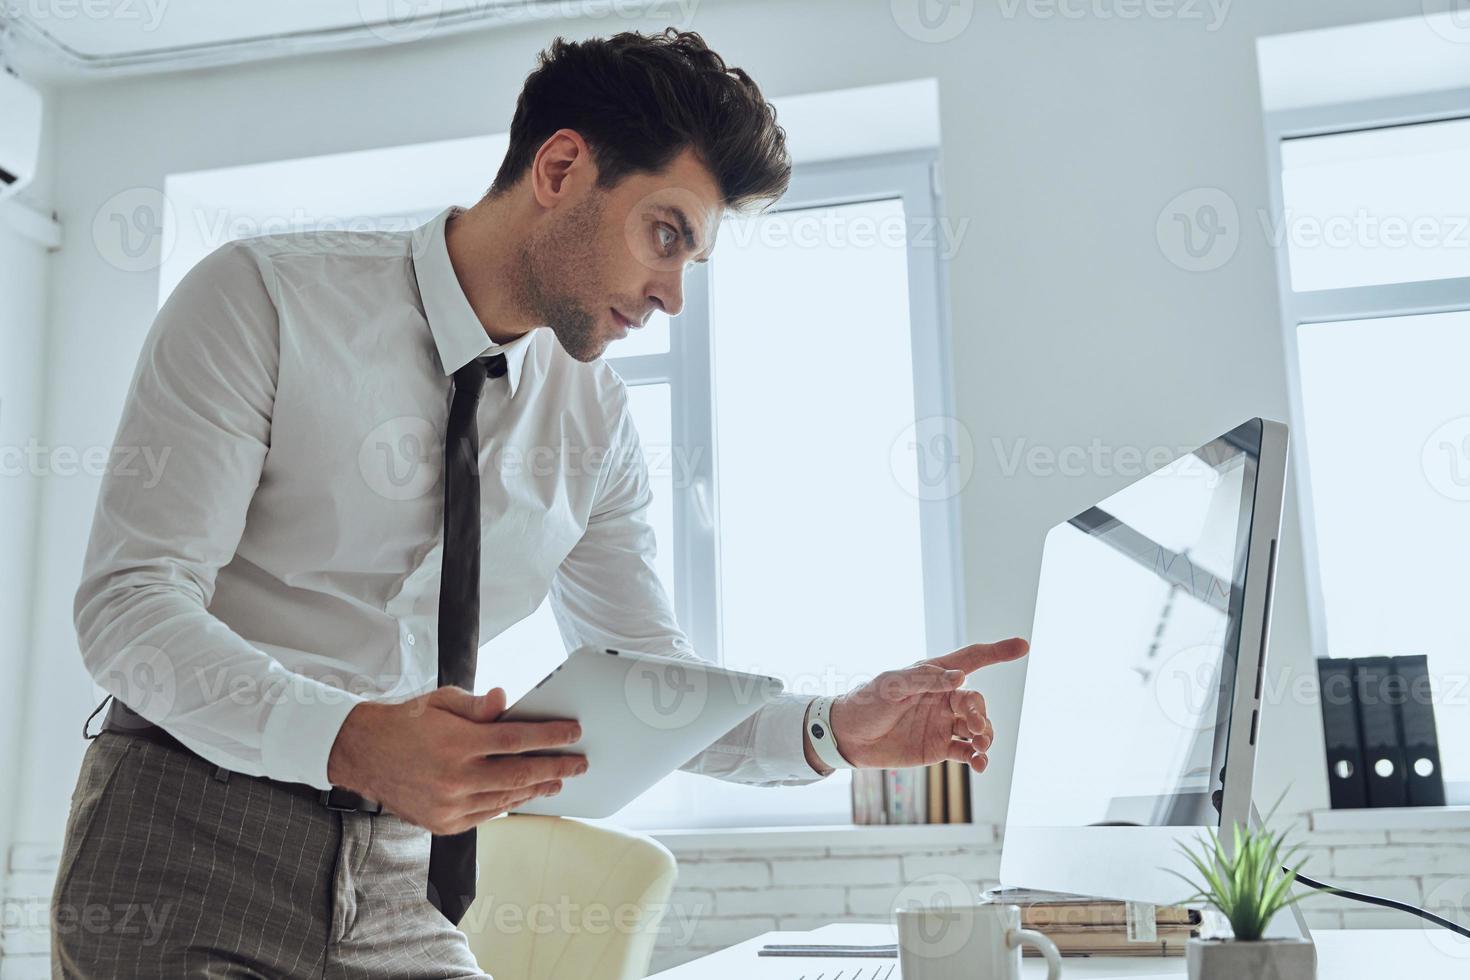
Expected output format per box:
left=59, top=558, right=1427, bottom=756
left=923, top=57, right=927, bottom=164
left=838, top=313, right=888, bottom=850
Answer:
left=0, top=78, right=55, bottom=969
left=6, top=0, right=1457, bottom=967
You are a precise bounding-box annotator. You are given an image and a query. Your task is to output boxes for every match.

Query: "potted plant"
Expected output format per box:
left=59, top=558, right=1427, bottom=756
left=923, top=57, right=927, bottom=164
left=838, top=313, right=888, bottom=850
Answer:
left=1170, top=819, right=1319, bottom=980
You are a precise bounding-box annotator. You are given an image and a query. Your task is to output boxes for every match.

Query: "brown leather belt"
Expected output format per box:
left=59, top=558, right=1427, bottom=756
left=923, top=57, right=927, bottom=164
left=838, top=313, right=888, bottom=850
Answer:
left=94, top=697, right=383, bottom=814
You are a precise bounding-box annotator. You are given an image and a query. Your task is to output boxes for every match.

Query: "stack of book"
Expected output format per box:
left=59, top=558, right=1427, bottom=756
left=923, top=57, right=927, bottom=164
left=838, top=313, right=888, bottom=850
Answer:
left=851, top=762, right=972, bottom=825
left=983, top=888, right=1201, bottom=957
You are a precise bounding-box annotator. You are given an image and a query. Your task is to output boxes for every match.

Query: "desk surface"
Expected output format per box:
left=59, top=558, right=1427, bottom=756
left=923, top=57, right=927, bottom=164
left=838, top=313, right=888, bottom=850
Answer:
left=650, top=922, right=1470, bottom=978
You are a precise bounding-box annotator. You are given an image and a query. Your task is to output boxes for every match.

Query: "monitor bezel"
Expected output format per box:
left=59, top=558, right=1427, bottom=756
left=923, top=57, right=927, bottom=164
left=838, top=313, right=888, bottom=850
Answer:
left=998, top=417, right=1289, bottom=908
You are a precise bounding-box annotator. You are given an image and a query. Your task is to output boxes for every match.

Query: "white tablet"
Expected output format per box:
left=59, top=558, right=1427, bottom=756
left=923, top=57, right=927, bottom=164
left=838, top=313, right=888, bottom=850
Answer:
left=498, top=646, right=786, bottom=818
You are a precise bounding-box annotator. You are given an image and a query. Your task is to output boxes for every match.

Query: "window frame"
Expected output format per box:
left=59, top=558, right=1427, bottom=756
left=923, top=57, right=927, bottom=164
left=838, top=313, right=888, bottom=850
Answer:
left=606, top=147, right=967, bottom=675
left=1263, top=86, right=1470, bottom=805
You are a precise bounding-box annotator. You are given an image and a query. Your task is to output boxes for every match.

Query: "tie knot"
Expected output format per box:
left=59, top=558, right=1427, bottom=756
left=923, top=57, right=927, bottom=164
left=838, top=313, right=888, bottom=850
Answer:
left=451, top=354, right=507, bottom=394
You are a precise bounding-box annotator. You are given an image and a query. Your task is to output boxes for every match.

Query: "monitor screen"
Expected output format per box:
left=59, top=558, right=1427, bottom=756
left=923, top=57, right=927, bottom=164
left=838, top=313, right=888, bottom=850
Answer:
left=1007, top=420, right=1263, bottom=829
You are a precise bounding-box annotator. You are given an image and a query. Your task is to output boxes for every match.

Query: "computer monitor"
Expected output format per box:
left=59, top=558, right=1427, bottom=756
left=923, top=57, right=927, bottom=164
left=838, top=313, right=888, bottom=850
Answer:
left=999, top=418, right=1289, bottom=913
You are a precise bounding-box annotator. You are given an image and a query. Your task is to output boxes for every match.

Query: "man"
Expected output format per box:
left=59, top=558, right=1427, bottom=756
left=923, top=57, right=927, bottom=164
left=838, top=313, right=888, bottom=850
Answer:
left=53, top=28, right=1027, bottom=978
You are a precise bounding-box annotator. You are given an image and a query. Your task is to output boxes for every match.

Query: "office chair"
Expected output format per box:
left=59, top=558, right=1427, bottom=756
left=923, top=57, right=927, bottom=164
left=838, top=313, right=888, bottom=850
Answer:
left=462, top=814, right=679, bottom=980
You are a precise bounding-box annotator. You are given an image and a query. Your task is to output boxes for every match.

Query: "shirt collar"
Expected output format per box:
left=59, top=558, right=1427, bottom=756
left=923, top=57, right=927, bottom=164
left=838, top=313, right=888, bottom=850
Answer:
left=411, top=206, right=535, bottom=397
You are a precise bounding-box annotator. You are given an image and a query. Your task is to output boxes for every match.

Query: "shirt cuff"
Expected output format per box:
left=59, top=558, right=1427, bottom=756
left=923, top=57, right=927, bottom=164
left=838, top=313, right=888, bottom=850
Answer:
left=261, top=675, right=368, bottom=790
left=753, top=693, right=828, bottom=783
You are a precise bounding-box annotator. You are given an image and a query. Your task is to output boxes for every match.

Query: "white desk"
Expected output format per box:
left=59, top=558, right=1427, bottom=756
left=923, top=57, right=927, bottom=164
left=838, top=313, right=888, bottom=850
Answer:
left=649, top=922, right=1470, bottom=978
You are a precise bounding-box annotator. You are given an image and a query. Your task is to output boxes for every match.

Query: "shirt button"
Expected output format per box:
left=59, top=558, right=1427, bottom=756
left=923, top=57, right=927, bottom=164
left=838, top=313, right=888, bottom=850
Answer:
left=406, top=633, right=416, bottom=647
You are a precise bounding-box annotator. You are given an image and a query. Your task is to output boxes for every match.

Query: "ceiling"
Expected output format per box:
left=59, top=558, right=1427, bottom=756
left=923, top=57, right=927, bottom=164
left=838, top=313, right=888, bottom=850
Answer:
left=1, top=1, right=675, bottom=81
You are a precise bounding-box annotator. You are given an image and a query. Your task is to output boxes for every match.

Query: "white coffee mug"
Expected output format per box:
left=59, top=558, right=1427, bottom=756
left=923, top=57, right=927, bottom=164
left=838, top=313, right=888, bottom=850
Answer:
left=895, top=903, right=1061, bottom=980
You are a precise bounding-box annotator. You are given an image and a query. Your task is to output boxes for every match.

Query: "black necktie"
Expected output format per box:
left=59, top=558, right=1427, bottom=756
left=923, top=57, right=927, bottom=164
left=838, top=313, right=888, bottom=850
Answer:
left=427, top=352, right=506, bottom=925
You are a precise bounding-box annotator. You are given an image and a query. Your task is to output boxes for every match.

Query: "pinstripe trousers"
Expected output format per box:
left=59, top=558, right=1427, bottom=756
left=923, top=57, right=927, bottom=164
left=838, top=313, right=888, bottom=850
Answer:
left=51, top=732, right=491, bottom=979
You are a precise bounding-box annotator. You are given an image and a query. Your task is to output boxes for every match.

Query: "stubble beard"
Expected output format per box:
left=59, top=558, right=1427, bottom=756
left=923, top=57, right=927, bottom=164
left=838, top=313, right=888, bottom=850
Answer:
left=514, top=194, right=609, bottom=363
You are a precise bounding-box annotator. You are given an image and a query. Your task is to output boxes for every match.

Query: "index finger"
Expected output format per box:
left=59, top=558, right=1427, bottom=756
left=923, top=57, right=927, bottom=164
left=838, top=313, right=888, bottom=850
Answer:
left=928, top=638, right=1029, bottom=675
left=475, top=719, right=584, bottom=756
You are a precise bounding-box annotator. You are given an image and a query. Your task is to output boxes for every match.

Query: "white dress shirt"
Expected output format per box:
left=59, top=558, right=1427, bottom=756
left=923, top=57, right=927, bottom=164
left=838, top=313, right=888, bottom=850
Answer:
left=76, top=206, right=823, bottom=792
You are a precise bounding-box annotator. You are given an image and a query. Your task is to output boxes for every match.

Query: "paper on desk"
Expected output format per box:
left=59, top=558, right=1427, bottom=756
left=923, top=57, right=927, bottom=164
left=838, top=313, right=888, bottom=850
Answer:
left=804, top=922, right=899, bottom=944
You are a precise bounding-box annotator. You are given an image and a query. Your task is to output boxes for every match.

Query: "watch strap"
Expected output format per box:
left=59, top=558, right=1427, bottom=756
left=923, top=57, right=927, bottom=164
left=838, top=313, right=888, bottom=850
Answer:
left=805, top=696, right=855, bottom=771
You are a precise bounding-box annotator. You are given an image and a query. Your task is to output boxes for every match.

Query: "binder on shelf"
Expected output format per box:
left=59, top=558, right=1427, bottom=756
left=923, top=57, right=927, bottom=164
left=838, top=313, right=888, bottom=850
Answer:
left=944, top=760, right=970, bottom=823
left=1353, top=657, right=1408, bottom=808
left=1393, top=655, right=1446, bottom=808
left=1316, top=658, right=1368, bottom=809
left=927, top=764, right=946, bottom=823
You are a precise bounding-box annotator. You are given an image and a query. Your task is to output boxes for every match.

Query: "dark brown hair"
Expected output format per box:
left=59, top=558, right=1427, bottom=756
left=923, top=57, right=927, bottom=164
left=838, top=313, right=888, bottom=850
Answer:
left=489, top=29, right=791, bottom=212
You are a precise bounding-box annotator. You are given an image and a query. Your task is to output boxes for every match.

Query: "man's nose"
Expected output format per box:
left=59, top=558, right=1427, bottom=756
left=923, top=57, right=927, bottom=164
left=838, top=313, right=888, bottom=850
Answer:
left=648, top=272, right=685, bottom=319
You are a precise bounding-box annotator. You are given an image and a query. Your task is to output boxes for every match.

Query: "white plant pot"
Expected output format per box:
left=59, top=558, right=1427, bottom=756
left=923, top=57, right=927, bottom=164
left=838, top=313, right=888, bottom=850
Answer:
left=1186, top=938, right=1316, bottom=980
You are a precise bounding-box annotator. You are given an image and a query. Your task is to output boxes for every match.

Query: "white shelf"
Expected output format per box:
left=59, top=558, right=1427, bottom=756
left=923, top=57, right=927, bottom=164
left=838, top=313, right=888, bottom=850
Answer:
left=647, top=822, right=996, bottom=854
left=1309, top=806, right=1470, bottom=833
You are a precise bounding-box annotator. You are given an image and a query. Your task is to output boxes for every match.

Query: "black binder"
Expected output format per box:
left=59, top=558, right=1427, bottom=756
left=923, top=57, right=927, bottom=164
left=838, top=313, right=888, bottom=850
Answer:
left=1354, top=657, right=1409, bottom=808
left=1393, top=655, right=1446, bottom=808
left=1316, top=658, right=1367, bottom=809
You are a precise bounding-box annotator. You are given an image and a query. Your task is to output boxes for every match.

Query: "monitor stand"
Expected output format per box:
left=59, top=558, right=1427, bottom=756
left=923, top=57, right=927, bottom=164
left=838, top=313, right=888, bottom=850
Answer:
left=1251, top=803, right=1314, bottom=942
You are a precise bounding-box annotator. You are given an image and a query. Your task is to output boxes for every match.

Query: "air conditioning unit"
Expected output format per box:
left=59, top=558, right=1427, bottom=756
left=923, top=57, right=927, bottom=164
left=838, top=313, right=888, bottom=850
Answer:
left=0, top=67, right=43, bottom=201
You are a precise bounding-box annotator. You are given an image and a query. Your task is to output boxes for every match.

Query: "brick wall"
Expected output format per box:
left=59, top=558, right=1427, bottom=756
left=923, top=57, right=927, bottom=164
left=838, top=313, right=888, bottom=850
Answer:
left=6, top=821, right=1470, bottom=978
left=647, top=820, right=1470, bottom=974
left=649, top=825, right=1004, bottom=973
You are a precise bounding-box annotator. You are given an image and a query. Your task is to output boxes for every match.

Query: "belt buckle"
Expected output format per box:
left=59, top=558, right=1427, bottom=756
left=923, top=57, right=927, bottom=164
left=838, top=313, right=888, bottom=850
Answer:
left=320, top=787, right=382, bottom=814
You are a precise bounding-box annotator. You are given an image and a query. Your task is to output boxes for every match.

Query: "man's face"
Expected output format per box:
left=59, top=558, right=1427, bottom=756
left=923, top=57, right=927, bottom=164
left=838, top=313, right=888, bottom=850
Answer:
left=516, top=148, right=722, bottom=362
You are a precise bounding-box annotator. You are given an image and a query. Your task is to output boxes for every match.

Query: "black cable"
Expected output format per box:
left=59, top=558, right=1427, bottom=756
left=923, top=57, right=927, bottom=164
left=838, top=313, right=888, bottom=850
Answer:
left=1290, top=868, right=1470, bottom=939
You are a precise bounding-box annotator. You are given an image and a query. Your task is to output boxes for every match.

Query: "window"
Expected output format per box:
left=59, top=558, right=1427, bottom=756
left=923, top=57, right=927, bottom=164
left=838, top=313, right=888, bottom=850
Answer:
left=535, top=154, right=964, bottom=830
left=162, top=141, right=960, bottom=830
left=1266, top=97, right=1470, bottom=802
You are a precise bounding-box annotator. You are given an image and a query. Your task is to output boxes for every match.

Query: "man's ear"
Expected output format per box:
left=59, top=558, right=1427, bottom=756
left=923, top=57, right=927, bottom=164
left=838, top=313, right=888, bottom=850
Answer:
left=530, top=128, right=595, bottom=207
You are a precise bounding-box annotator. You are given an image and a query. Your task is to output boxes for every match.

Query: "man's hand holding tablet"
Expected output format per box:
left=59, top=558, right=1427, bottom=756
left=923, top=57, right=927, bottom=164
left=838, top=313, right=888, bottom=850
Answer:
left=327, top=685, right=588, bottom=835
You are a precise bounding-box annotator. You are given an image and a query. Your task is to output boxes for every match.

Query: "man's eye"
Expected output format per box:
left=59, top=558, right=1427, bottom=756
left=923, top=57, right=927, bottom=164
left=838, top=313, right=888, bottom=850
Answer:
left=655, top=223, right=678, bottom=253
